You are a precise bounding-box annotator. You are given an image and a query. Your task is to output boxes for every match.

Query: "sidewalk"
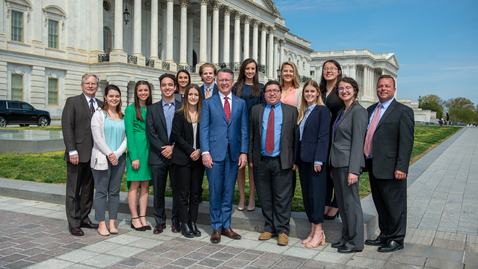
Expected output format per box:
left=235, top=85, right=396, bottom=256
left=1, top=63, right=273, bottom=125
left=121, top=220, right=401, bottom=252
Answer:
left=0, top=127, right=477, bottom=268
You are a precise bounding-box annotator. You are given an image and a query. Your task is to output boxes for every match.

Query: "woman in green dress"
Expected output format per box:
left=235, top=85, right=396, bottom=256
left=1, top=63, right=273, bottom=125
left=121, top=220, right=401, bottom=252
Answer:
left=125, top=81, right=153, bottom=231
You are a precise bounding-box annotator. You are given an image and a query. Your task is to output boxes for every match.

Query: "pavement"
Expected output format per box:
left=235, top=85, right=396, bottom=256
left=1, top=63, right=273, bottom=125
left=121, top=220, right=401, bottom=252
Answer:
left=0, top=127, right=477, bottom=268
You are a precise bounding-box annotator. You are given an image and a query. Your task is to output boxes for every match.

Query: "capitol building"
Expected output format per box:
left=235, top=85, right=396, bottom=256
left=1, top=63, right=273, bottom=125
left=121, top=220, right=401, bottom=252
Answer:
left=0, top=0, right=433, bottom=121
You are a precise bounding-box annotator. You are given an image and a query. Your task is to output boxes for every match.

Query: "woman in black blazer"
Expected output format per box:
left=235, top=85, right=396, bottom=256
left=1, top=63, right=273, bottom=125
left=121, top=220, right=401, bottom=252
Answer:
left=171, top=84, right=205, bottom=238
left=294, top=80, right=330, bottom=248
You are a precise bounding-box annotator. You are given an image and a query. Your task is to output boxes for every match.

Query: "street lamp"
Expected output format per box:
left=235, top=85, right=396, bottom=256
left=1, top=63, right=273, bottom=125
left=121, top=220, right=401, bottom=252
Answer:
left=276, top=68, right=281, bottom=81
left=418, top=95, right=422, bottom=108
left=123, top=4, right=130, bottom=25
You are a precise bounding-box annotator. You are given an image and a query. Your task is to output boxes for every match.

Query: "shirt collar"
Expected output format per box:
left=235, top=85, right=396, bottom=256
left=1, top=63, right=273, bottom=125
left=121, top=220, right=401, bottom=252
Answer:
left=218, top=91, right=232, bottom=100
left=204, top=82, right=215, bottom=90
left=83, top=93, right=96, bottom=103
left=378, top=97, right=394, bottom=109
left=266, top=101, right=281, bottom=109
left=307, top=103, right=316, bottom=112
left=162, top=99, right=175, bottom=106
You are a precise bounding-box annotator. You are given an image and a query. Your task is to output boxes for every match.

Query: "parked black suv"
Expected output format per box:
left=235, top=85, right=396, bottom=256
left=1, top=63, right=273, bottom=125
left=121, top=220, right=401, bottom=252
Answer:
left=0, top=100, right=51, bottom=127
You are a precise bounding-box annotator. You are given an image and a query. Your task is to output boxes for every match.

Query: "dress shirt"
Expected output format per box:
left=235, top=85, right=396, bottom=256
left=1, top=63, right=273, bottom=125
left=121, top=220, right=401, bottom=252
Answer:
left=162, top=99, right=176, bottom=139
left=203, top=82, right=216, bottom=98
left=261, top=102, right=283, bottom=157
left=69, top=94, right=99, bottom=157
left=366, top=97, right=394, bottom=159
left=298, top=104, right=323, bottom=165
left=218, top=91, right=233, bottom=111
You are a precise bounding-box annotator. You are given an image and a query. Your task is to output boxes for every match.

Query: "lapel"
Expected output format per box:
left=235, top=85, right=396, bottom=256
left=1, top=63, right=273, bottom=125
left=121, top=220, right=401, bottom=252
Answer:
left=337, top=104, right=354, bottom=129
left=212, top=94, right=228, bottom=124
left=280, top=104, right=288, bottom=135
left=79, top=94, right=93, bottom=120
left=376, top=99, right=397, bottom=129
left=303, top=105, right=318, bottom=132
left=157, top=100, right=167, bottom=130
left=258, top=103, right=265, bottom=138
left=229, top=94, right=240, bottom=124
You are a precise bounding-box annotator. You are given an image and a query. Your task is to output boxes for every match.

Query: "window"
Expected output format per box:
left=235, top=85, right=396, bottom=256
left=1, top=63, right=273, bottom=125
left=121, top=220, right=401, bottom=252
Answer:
left=11, top=74, right=23, bottom=101
left=103, top=27, right=112, bottom=54
left=8, top=101, right=20, bottom=109
left=21, top=102, right=33, bottom=110
left=11, top=10, right=23, bottom=42
left=48, top=78, right=59, bottom=105
left=48, top=20, right=59, bottom=49
left=310, top=71, right=315, bottom=76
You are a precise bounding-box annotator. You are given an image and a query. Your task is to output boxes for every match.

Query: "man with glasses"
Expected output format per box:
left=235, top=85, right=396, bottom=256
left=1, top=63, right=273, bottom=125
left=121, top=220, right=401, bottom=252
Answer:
left=200, top=68, right=248, bottom=243
left=248, top=80, right=298, bottom=246
left=62, top=74, right=102, bottom=236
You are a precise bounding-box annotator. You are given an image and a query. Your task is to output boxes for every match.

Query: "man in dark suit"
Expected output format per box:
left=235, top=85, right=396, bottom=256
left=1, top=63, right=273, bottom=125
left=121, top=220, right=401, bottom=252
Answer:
left=249, top=80, right=298, bottom=246
left=146, top=73, right=182, bottom=234
left=199, top=63, right=219, bottom=100
left=62, top=74, right=102, bottom=236
left=364, top=75, right=414, bottom=252
left=200, top=68, right=248, bottom=244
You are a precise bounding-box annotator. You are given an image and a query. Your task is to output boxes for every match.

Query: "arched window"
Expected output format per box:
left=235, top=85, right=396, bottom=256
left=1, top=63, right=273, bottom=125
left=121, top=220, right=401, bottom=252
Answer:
left=103, top=26, right=112, bottom=54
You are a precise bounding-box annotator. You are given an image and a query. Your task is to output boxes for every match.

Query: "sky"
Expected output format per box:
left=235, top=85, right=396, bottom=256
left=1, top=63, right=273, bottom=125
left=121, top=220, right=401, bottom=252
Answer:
left=274, top=0, right=478, bottom=107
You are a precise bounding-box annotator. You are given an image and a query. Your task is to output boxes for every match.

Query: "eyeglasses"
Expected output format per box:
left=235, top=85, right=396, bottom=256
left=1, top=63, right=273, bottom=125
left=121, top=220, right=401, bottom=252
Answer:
left=323, top=68, right=338, bottom=72
left=338, top=86, right=354, bottom=92
left=83, top=83, right=98, bottom=86
left=264, top=89, right=281, bottom=94
left=217, top=79, right=232, bottom=83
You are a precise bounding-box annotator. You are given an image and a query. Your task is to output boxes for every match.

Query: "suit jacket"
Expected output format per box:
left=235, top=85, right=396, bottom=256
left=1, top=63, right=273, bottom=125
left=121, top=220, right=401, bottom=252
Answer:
left=146, top=99, right=182, bottom=165
left=329, top=102, right=368, bottom=175
left=200, top=84, right=219, bottom=100
left=62, top=94, right=103, bottom=163
left=294, top=105, right=330, bottom=164
left=200, top=93, right=248, bottom=162
left=366, top=99, right=414, bottom=179
left=170, top=111, right=201, bottom=166
left=249, top=102, right=298, bottom=170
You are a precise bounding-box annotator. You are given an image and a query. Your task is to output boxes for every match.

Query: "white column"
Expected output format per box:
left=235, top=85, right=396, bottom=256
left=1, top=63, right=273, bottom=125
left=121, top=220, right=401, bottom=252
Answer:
left=161, top=2, right=167, bottom=61
left=260, top=24, right=267, bottom=71
left=207, top=8, right=212, bottom=63
left=88, top=0, right=103, bottom=62
left=243, top=16, right=250, bottom=60
left=133, top=0, right=145, bottom=65
left=187, top=10, right=194, bottom=66
left=110, top=0, right=127, bottom=62
left=279, top=39, right=285, bottom=65
left=223, top=7, right=231, bottom=64
left=165, top=0, right=175, bottom=66
left=179, top=0, right=189, bottom=66
left=198, top=0, right=208, bottom=66
left=273, top=38, right=279, bottom=75
left=234, top=12, right=242, bottom=64
left=212, top=1, right=220, bottom=64
left=150, top=0, right=159, bottom=63
left=252, top=21, right=258, bottom=61
left=363, top=65, right=369, bottom=99
left=267, top=27, right=275, bottom=78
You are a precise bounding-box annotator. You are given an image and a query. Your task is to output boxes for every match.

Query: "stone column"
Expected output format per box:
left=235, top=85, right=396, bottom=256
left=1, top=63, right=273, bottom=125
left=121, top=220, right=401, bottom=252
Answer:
left=161, top=2, right=167, bottom=61
left=133, top=0, right=145, bottom=65
left=207, top=8, right=212, bottom=63
left=243, top=16, right=250, bottom=60
left=315, top=65, right=321, bottom=81
left=211, top=1, right=220, bottom=64
left=252, top=21, right=258, bottom=61
left=187, top=10, right=195, bottom=66
left=197, top=0, right=208, bottom=67
left=279, top=39, right=285, bottom=66
left=179, top=0, right=189, bottom=66
left=223, top=7, right=231, bottom=65
left=110, top=0, right=127, bottom=62
left=150, top=0, right=160, bottom=65
left=273, top=38, right=279, bottom=76
left=88, top=0, right=103, bottom=62
left=165, top=0, right=175, bottom=69
left=267, top=27, right=275, bottom=78
left=234, top=12, right=242, bottom=65
left=363, top=65, right=369, bottom=99
left=260, top=24, right=267, bottom=72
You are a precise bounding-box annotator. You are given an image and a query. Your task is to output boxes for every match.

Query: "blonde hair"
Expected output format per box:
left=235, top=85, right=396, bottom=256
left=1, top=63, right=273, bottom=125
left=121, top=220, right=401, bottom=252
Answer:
left=297, top=80, right=325, bottom=125
left=280, top=61, right=300, bottom=89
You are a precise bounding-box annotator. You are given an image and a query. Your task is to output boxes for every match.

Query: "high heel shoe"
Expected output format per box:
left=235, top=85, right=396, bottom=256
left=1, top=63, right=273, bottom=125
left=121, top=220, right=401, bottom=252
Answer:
left=131, top=217, right=146, bottom=231
left=305, top=231, right=326, bottom=248
left=324, top=210, right=339, bottom=220
left=139, top=215, right=151, bottom=230
left=247, top=201, right=256, bottom=211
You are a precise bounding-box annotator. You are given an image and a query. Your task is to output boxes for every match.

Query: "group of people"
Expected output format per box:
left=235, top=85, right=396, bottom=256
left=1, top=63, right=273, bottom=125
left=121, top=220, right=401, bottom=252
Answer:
left=62, top=58, right=414, bottom=254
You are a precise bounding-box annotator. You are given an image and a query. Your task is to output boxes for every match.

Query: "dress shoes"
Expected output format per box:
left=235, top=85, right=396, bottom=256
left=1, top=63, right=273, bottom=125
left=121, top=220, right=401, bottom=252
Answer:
left=210, top=230, right=221, bottom=243
left=190, top=222, right=201, bottom=237
left=277, top=231, right=289, bottom=246
left=153, top=223, right=166, bottom=234
left=378, top=240, right=404, bottom=252
left=171, top=222, right=181, bottom=233
left=337, top=246, right=362, bottom=254
left=181, top=223, right=194, bottom=238
left=80, top=221, right=99, bottom=229
left=69, top=227, right=84, bottom=236
left=365, top=238, right=385, bottom=246
left=258, top=232, right=278, bottom=240
left=331, top=241, right=345, bottom=248
left=221, top=228, right=241, bottom=240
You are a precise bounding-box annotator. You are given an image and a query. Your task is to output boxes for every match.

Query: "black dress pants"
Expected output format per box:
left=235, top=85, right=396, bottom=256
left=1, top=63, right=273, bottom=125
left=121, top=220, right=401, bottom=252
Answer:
left=176, top=160, right=205, bottom=224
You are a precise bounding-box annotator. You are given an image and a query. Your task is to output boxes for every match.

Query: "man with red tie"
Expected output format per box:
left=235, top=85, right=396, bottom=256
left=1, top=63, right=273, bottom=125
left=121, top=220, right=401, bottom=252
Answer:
left=200, top=68, right=249, bottom=243
left=199, top=63, right=219, bottom=100
left=248, top=81, right=298, bottom=246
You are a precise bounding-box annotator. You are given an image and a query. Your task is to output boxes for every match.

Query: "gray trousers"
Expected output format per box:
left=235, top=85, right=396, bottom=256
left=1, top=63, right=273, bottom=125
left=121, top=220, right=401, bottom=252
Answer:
left=92, top=155, right=125, bottom=222
left=331, top=166, right=364, bottom=250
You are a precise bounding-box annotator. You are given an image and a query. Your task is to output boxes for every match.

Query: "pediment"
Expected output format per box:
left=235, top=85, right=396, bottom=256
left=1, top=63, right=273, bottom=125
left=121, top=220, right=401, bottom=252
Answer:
left=6, top=0, right=32, bottom=8
left=43, top=5, right=67, bottom=17
left=387, top=53, right=400, bottom=69
left=249, top=0, right=280, bottom=17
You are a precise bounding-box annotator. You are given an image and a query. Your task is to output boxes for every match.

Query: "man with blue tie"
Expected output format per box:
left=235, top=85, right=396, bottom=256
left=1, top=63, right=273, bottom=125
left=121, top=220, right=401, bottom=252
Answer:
left=200, top=68, right=249, bottom=243
left=199, top=63, right=219, bottom=100
left=248, top=81, right=298, bottom=246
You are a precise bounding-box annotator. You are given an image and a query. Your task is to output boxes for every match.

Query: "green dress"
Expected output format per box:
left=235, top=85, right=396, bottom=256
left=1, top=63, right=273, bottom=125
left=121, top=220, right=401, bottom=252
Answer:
left=125, top=104, right=152, bottom=189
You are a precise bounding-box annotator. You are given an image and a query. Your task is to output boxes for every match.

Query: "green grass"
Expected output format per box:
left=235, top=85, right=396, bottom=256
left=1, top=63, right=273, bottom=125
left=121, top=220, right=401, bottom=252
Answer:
left=0, top=125, right=462, bottom=212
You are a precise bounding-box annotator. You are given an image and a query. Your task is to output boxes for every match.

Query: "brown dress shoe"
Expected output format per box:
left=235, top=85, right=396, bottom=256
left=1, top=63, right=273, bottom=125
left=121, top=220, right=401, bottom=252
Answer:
left=171, top=222, right=180, bottom=233
left=70, top=227, right=84, bottom=236
left=277, top=231, right=289, bottom=246
left=153, top=223, right=166, bottom=234
left=80, top=221, right=99, bottom=229
left=221, top=228, right=241, bottom=240
left=258, top=232, right=277, bottom=240
left=210, top=230, right=221, bottom=243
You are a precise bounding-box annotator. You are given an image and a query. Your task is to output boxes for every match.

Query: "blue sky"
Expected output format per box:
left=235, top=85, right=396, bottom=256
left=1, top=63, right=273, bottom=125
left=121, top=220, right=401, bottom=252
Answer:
left=274, top=0, right=478, bottom=107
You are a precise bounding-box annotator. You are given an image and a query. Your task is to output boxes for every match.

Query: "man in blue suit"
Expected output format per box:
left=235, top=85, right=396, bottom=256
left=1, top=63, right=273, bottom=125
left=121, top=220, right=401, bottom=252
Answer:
left=200, top=68, right=249, bottom=243
left=199, top=63, right=219, bottom=100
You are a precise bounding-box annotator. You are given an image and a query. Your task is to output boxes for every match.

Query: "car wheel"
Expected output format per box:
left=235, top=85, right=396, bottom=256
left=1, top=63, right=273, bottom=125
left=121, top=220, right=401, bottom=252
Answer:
left=0, top=116, right=7, bottom=127
left=37, top=116, right=49, bottom=126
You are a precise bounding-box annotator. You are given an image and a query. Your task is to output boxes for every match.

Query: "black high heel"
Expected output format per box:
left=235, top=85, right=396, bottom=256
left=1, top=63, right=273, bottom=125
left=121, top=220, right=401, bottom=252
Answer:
left=131, top=217, right=146, bottom=231
left=139, top=216, right=151, bottom=230
left=324, top=211, right=340, bottom=220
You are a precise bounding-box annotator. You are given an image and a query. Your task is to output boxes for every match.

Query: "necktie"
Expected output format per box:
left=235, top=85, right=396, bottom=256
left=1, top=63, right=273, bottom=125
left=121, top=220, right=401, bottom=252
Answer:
left=89, top=99, right=95, bottom=115
left=224, top=96, right=230, bottom=122
left=364, top=104, right=382, bottom=157
left=265, top=105, right=275, bottom=154
left=206, top=88, right=210, bottom=99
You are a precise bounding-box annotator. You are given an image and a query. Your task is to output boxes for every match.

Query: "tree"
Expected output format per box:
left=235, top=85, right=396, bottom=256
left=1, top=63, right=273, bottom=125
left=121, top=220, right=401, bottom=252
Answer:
left=449, top=108, right=475, bottom=124
left=419, top=94, right=444, bottom=119
left=443, top=97, right=475, bottom=110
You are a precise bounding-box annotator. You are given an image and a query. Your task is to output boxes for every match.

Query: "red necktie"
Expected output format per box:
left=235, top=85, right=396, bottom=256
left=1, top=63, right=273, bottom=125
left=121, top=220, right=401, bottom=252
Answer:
left=224, top=96, right=230, bottom=122
left=265, top=105, right=275, bottom=154
left=364, top=104, right=382, bottom=157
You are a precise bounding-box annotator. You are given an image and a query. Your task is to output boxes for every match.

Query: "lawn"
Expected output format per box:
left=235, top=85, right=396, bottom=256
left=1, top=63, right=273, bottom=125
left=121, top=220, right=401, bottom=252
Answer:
left=0, top=125, right=462, bottom=212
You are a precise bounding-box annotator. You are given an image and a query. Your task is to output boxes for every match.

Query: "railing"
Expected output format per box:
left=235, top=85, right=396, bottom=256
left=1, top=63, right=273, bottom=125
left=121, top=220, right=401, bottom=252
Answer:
left=258, top=64, right=266, bottom=74
left=98, top=53, right=109, bottom=62
left=127, top=55, right=138, bottom=64
left=162, top=62, right=170, bottom=70
left=299, top=76, right=312, bottom=83
left=232, top=62, right=241, bottom=72
left=145, top=59, right=155, bottom=67
left=177, top=65, right=196, bottom=73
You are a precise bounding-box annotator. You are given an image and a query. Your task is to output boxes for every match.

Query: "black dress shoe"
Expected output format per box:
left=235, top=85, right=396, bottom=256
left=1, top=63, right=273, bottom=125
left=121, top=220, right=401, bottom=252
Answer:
left=80, top=221, right=99, bottom=229
left=324, top=210, right=340, bottom=220
left=153, top=223, right=166, bottom=234
left=378, top=240, right=403, bottom=252
left=171, top=222, right=180, bottom=233
left=190, top=222, right=201, bottom=237
left=365, top=238, right=385, bottom=246
left=181, top=223, right=194, bottom=238
left=337, top=246, right=362, bottom=254
left=70, top=227, right=84, bottom=236
left=139, top=216, right=151, bottom=230
left=131, top=217, right=146, bottom=231
left=331, top=241, right=345, bottom=248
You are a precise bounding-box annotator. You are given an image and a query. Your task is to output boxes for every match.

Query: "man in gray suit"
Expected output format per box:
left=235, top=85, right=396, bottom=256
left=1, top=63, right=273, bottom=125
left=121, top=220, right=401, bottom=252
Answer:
left=364, top=75, right=414, bottom=252
left=62, top=74, right=101, bottom=236
left=249, top=80, right=298, bottom=246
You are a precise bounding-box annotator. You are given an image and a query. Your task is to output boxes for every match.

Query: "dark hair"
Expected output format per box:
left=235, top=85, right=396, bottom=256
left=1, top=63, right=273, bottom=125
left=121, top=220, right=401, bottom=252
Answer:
left=318, top=60, right=343, bottom=93
left=177, top=84, right=203, bottom=123
left=133, top=81, right=152, bottom=122
left=100, top=84, right=124, bottom=119
left=199, top=63, right=217, bottom=80
left=218, top=68, right=234, bottom=79
left=235, top=58, right=261, bottom=98
left=377, top=74, right=396, bottom=88
left=176, top=69, right=191, bottom=93
left=159, top=73, right=177, bottom=86
left=264, top=80, right=282, bottom=92
left=336, top=77, right=359, bottom=104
